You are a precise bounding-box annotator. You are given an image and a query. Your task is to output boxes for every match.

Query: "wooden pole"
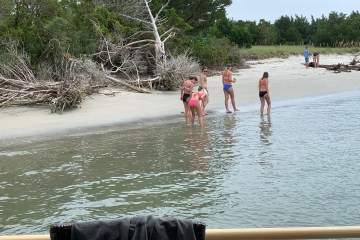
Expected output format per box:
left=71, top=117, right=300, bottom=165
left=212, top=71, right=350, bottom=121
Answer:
left=205, top=226, right=360, bottom=240
left=2, top=226, right=360, bottom=240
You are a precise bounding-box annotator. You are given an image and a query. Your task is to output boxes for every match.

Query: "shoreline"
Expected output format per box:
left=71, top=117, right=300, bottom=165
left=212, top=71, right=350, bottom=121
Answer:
left=1, top=54, right=359, bottom=141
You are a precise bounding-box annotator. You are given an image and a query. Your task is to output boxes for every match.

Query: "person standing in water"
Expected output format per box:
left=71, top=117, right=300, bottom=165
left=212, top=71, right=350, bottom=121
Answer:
left=198, top=67, right=209, bottom=115
left=180, top=76, right=197, bottom=123
left=189, top=90, right=207, bottom=127
left=258, top=71, right=271, bottom=116
left=222, top=64, right=239, bottom=113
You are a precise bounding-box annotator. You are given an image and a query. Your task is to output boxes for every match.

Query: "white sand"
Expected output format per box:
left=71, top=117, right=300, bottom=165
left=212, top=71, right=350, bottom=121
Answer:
left=1, top=54, right=359, bottom=140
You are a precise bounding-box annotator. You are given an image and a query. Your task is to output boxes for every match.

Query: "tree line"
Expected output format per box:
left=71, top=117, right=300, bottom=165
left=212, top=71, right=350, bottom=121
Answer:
left=214, top=11, right=360, bottom=48
left=1, top=1, right=359, bottom=69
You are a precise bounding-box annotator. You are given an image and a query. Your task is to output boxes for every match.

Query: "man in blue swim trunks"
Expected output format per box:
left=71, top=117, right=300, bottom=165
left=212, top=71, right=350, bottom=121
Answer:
left=222, top=64, right=239, bottom=113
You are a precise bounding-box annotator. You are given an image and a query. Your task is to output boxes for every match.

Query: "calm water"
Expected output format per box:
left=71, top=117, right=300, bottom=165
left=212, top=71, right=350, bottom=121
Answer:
left=1, top=91, right=360, bottom=235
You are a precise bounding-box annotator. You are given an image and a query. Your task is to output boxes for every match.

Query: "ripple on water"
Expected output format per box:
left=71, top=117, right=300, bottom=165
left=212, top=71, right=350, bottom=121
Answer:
left=1, top=91, right=360, bottom=234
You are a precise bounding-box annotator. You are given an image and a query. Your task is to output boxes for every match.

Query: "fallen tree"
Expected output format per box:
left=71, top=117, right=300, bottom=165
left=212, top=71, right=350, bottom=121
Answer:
left=309, top=52, right=360, bottom=73
left=320, top=63, right=360, bottom=73
left=0, top=41, right=106, bottom=112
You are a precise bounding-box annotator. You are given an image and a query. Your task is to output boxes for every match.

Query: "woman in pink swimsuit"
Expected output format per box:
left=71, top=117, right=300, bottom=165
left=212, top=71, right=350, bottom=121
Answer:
left=189, top=91, right=207, bottom=127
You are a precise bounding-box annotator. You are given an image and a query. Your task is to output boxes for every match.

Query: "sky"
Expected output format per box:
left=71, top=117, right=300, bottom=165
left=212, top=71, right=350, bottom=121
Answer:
left=226, top=0, right=359, bottom=23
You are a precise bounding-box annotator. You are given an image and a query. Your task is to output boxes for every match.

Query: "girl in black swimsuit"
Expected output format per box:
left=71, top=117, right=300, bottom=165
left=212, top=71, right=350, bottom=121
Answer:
left=180, top=76, right=198, bottom=123
left=258, top=72, right=271, bottom=115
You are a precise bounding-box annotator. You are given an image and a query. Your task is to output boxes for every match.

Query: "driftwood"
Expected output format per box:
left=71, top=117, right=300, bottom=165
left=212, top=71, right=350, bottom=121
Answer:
left=318, top=52, right=360, bottom=73
left=319, top=64, right=360, bottom=73
left=106, top=75, right=152, bottom=93
left=0, top=76, right=93, bottom=112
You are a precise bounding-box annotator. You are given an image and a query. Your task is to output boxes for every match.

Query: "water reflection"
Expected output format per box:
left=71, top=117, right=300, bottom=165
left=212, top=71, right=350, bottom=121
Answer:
left=186, top=128, right=209, bottom=172
left=221, top=114, right=238, bottom=159
left=258, top=115, right=273, bottom=166
left=259, top=115, right=272, bottom=146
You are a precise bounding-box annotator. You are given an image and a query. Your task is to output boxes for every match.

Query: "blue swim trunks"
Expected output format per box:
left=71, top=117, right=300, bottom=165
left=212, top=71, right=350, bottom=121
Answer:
left=223, top=84, right=232, bottom=91
left=305, top=57, right=309, bottom=62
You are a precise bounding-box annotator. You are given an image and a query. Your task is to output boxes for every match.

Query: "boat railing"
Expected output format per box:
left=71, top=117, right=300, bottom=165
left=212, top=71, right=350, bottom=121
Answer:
left=2, top=226, right=360, bottom=240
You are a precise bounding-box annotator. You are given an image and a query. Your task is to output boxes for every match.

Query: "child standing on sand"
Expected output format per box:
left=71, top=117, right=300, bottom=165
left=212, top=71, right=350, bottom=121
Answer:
left=304, top=46, right=310, bottom=68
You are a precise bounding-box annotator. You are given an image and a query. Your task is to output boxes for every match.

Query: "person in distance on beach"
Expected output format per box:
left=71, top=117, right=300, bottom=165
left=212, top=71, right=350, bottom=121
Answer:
left=313, top=51, right=320, bottom=68
left=222, top=64, right=239, bottom=113
left=180, top=76, right=197, bottom=123
left=198, top=67, right=209, bottom=115
left=304, top=46, right=310, bottom=68
left=258, top=71, right=271, bottom=116
left=189, top=90, right=207, bottom=128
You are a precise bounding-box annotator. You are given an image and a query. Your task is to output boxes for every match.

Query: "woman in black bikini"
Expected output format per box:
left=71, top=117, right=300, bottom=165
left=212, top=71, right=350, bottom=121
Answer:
left=258, top=72, right=271, bottom=116
left=180, top=76, right=198, bottom=123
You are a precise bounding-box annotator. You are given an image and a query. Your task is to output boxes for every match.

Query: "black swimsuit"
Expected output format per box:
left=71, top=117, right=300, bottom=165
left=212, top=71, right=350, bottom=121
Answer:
left=182, top=93, right=190, bottom=102
left=259, top=91, right=267, bottom=97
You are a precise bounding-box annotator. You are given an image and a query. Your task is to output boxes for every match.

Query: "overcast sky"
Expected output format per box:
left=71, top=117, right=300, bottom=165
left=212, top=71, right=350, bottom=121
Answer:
left=226, top=0, right=359, bottom=23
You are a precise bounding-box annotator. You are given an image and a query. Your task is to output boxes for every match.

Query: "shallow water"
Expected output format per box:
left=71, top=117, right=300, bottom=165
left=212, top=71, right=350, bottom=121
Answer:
left=1, top=91, right=360, bottom=235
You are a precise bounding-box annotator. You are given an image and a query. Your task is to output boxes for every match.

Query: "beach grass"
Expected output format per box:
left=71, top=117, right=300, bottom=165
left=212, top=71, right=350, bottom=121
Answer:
left=239, top=45, right=360, bottom=59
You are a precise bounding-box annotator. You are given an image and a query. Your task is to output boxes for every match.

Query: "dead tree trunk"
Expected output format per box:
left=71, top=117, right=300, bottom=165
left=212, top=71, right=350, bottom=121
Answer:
left=118, top=0, right=174, bottom=73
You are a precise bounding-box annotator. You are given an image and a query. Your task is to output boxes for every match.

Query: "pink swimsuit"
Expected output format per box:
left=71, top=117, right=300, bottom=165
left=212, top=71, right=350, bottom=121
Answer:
left=189, top=99, right=199, bottom=107
left=189, top=92, right=204, bottom=107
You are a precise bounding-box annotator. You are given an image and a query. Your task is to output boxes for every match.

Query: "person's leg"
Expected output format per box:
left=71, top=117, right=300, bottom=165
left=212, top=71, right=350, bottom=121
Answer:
left=259, top=97, right=265, bottom=115
left=224, top=90, right=231, bottom=113
left=183, top=102, right=190, bottom=123
left=228, top=88, right=239, bottom=111
left=265, top=94, right=271, bottom=115
left=190, top=106, right=196, bottom=125
left=313, top=55, right=316, bottom=67
left=202, top=95, right=209, bottom=115
left=316, top=55, right=320, bottom=67
left=195, top=103, right=204, bottom=127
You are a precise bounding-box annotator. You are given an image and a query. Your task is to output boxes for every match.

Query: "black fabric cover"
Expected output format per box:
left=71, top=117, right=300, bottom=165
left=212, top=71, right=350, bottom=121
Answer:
left=71, top=215, right=196, bottom=240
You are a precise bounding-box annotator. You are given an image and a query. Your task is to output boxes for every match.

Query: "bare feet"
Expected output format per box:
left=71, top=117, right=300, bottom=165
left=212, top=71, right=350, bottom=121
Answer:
left=234, top=108, right=239, bottom=112
left=226, top=110, right=232, bottom=113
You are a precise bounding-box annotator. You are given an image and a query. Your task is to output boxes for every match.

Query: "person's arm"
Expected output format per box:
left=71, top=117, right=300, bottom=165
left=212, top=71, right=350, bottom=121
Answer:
left=229, top=71, right=236, bottom=83
left=180, top=85, right=184, bottom=100
left=189, top=84, right=194, bottom=99
left=222, top=72, right=225, bottom=85
left=200, top=92, right=207, bottom=100
left=266, top=78, right=269, bottom=93
left=199, top=74, right=204, bottom=87
left=258, top=79, right=261, bottom=91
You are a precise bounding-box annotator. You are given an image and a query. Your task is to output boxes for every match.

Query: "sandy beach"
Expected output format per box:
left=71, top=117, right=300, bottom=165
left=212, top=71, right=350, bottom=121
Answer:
left=1, top=54, right=359, bottom=140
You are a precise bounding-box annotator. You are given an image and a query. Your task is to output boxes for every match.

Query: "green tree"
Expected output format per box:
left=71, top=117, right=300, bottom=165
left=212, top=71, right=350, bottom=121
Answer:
left=256, top=19, right=277, bottom=45
left=274, top=16, right=301, bottom=44
left=345, top=11, right=360, bottom=44
left=293, top=15, right=311, bottom=44
left=164, top=0, right=232, bottom=33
